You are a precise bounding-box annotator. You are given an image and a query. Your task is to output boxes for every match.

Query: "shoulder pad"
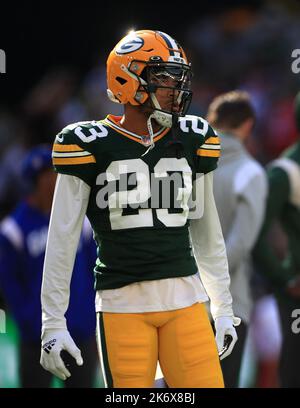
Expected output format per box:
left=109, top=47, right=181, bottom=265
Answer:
left=56, top=120, right=108, bottom=145
left=178, top=115, right=210, bottom=138
left=53, top=121, right=108, bottom=171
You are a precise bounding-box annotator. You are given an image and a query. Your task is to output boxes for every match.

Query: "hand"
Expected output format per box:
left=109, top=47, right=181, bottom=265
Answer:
left=214, top=316, right=240, bottom=361
left=286, top=276, right=300, bottom=298
left=40, top=329, right=83, bottom=380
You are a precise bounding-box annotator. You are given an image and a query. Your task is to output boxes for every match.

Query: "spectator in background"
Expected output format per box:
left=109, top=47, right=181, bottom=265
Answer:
left=207, top=91, right=267, bottom=387
left=0, top=113, right=30, bottom=219
left=253, top=92, right=300, bottom=388
left=0, top=145, right=97, bottom=388
left=250, top=294, right=282, bottom=388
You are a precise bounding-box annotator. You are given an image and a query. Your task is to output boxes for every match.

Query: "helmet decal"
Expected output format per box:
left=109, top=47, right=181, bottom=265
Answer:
left=115, top=35, right=144, bottom=55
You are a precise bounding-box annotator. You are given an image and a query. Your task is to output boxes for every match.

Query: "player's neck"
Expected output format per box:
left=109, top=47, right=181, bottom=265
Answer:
left=120, top=107, right=161, bottom=136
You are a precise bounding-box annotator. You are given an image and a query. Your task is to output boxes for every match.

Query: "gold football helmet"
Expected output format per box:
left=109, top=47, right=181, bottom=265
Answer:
left=106, top=30, right=192, bottom=128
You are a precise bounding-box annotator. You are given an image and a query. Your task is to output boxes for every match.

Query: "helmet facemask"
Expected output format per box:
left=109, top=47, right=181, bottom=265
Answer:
left=135, top=61, right=193, bottom=128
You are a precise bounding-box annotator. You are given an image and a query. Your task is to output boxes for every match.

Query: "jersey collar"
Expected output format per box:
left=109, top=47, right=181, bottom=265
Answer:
left=102, top=115, right=170, bottom=144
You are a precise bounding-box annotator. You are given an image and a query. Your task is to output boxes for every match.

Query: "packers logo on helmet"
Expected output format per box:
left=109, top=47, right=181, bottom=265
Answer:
left=106, top=30, right=193, bottom=128
left=115, top=34, right=144, bottom=55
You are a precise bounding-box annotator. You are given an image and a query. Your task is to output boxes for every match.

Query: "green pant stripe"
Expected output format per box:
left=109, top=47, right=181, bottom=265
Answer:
left=96, top=312, right=113, bottom=388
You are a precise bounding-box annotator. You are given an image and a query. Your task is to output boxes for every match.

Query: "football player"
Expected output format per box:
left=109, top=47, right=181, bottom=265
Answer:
left=40, top=30, right=240, bottom=388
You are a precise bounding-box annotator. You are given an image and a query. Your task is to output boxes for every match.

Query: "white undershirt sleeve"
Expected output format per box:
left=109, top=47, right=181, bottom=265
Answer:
left=41, top=174, right=91, bottom=336
left=189, top=172, right=238, bottom=321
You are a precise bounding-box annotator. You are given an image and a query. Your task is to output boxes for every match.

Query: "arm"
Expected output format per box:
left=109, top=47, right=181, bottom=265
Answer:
left=226, top=169, right=267, bottom=274
left=189, top=171, right=238, bottom=321
left=41, top=173, right=91, bottom=332
left=40, top=173, right=90, bottom=380
left=252, top=166, right=294, bottom=287
left=189, top=171, right=240, bottom=359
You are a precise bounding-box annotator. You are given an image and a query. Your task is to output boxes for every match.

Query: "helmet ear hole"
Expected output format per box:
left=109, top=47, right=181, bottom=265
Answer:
left=116, top=76, right=127, bottom=85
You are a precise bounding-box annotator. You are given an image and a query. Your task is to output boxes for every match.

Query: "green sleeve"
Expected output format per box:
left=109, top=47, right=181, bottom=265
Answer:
left=52, top=123, right=98, bottom=187
left=252, top=166, right=294, bottom=287
left=196, top=124, right=220, bottom=174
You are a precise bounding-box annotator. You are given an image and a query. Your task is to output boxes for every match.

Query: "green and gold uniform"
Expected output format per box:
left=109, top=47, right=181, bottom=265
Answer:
left=52, top=114, right=220, bottom=291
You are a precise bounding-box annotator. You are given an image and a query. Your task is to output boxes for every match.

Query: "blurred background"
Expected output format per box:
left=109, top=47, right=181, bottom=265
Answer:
left=0, top=0, right=300, bottom=388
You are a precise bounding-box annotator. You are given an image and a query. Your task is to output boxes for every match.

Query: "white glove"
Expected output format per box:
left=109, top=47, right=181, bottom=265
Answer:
left=214, top=316, right=241, bottom=361
left=40, top=329, right=83, bottom=380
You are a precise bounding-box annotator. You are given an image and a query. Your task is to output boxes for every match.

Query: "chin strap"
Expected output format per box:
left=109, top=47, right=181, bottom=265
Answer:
left=141, top=114, right=156, bottom=157
left=150, top=93, right=173, bottom=128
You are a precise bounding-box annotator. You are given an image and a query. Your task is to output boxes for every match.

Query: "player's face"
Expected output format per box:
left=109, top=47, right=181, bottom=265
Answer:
left=154, top=77, right=181, bottom=113
left=147, top=65, right=191, bottom=115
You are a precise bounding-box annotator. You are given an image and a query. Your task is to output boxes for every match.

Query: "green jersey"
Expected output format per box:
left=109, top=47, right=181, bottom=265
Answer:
left=52, top=114, right=220, bottom=290
left=253, top=141, right=300, bottom=301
